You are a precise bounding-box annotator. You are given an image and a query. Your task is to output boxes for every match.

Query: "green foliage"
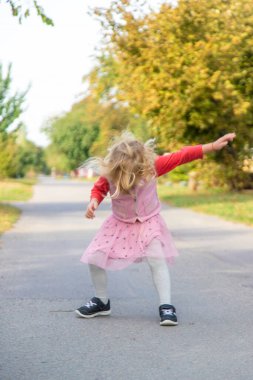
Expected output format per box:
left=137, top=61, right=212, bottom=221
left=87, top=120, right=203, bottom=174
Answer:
left=14, top=139, right=49, bottom=177
left=0, top=62, right=24, bottom=177
left=2, top=0, right=54, bottom=25
left=0, top=63, right=28, bottom=137
left=90, top=0, right=253, bottom=189
left=0, top=59, right=50, bottom=179
left=0, top=133, right=18, bottom=177
left=44, top=145, right=70, bottom=174
left=43, top=97, right=100, bottom=170
left=44, top=89, right=153, bottom=172
left=0, top=62, right=48, bottom=178
left=162, top=160, right=198, bottom=184
left=0, top=132, right=49, bottom=178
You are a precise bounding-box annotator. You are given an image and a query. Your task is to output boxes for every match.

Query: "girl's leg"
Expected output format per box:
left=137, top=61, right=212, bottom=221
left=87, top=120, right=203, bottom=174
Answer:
left=145, top=240, right=171, bottom=305
left=89, top=264, right=108, bottom=304
left=75, top=264, right=110, bottom=318
left=146, top=240, right=178, bottom=325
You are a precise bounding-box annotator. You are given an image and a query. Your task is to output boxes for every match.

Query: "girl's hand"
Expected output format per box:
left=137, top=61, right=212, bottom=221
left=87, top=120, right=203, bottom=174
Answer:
left=213, top=133, right=236, bottom=151
left=202, top=133, right=236, bottom=154
left=85, top=198, right=98, bottom=219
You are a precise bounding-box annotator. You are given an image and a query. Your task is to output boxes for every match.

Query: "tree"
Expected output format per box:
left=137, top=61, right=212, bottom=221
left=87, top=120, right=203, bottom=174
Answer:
left=0, top=64, right=45, bottom=178
left=91, top=0, right=253, bottom=189
left=44, top=145, right=70, bottom=175
left=85, top=52, right=152, bottom=153
left=43, top=96, right=100, bottom=171
left=16, top=142, right=48, bottom=177
left=43, top=89, right=151, bottom=172
left=0, top=133, right=18, bottom=177
left=1, top=0, right=54, bottom=25
left=0, top=62, right=30, bottom=178
left=0, top=63, right=28, bottom=138
left=0, top=123, right=48, bottom=178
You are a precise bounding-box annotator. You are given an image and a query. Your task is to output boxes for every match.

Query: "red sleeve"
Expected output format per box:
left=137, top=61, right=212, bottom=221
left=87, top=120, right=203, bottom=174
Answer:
left=155, top=145, right=203, bottom=177
left=90, top=176, right=110, bottom=204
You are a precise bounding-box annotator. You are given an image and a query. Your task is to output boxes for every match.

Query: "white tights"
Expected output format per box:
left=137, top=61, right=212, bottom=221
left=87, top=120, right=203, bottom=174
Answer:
left=89, top=240, right=171, bottom=306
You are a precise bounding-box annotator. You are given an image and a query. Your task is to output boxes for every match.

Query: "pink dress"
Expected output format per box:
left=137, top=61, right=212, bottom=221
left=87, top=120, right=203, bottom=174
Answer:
left=80, top=145, right=203, bottom=271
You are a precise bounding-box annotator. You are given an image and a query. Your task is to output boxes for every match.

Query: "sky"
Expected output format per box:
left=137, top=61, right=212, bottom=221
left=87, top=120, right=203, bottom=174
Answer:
left=0, top=0, right=171, bottom=147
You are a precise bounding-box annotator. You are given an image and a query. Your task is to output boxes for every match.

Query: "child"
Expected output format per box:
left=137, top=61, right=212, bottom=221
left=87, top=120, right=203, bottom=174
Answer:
left=75, top=131, right=236, bottom=326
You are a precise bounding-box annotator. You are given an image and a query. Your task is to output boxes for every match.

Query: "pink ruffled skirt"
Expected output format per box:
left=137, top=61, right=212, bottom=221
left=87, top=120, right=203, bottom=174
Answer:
left=80, top=213, right=179, bottom=270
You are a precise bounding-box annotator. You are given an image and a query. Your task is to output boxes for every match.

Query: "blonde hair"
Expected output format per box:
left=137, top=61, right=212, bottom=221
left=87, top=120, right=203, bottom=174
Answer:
left=84, top=131, right=157, bottom=198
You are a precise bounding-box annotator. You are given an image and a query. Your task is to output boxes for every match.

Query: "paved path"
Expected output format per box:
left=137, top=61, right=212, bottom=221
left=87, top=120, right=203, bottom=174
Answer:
left=0, top=177, right=253, bottom=380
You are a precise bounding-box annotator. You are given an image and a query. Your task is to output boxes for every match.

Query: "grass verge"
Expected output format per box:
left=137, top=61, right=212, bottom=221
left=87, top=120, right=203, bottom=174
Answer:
left=158, top=184, right=253, bottom=226
left=0, top=178, right=36, bottom=234
left=0, top=204, right=21, bottom=234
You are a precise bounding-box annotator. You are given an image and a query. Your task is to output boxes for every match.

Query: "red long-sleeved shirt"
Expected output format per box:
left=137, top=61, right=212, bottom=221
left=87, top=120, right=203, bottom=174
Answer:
left=90, top=145, right=203, bottom=204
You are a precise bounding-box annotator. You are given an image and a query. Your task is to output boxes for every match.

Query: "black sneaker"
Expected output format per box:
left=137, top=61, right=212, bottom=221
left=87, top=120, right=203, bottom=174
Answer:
left=159, top=304, right=178, bottom=326
left=75, top=297, right=111, bottom=318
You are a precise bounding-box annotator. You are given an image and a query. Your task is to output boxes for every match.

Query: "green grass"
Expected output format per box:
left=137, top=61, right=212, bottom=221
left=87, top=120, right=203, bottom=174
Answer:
left=0, top=178, right=36, bottom=234
left=158, top=184, right=253, bottom=226
left=0, top=204, right=21, bottom=234
left=0, top=178, right=36, bottom=202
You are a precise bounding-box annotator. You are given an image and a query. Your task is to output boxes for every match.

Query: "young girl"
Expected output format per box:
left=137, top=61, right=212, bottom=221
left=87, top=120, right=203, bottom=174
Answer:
left=75, top=131, right=236, bottom=326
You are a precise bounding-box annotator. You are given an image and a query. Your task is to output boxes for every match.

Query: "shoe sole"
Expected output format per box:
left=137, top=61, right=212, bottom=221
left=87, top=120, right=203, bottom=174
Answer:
left=75, top=309, right=111, bottom=318
left=160, top=320, right=178, bottom=326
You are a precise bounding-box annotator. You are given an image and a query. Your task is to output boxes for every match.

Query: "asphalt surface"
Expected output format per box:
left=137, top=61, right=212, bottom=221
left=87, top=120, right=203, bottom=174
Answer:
left=0, top=177, right=253, bottom=380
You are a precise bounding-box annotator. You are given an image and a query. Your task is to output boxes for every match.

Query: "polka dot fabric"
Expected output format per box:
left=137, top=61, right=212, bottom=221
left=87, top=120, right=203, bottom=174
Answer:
left=80, top=214, right=179, bottom=270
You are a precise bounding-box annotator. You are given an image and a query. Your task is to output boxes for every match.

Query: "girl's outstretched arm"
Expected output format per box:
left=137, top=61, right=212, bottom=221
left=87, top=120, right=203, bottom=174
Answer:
left=155, top=133, right=236, bottom=177
left=202, top=133, right=236, bottom=154
left=155, top=145, right=203, bottom=176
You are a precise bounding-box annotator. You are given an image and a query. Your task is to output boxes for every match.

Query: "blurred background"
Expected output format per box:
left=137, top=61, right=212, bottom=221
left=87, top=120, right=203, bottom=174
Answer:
left=0, top=0, right=253, bottom=231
